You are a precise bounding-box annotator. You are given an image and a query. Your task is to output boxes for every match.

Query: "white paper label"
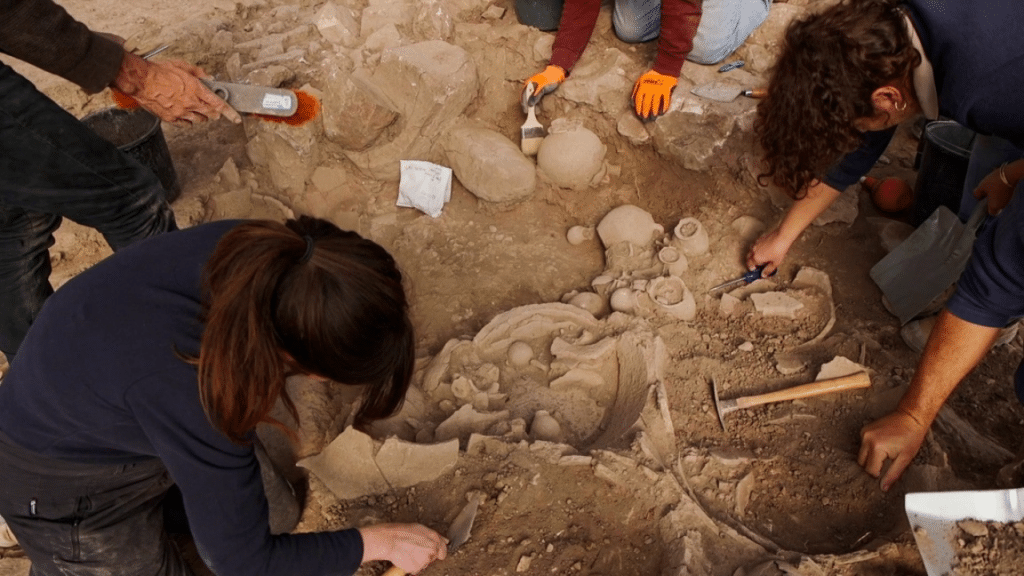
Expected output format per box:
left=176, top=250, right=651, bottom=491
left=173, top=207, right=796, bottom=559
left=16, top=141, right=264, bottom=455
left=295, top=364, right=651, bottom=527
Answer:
left=262, top=93, right=293, bottom=111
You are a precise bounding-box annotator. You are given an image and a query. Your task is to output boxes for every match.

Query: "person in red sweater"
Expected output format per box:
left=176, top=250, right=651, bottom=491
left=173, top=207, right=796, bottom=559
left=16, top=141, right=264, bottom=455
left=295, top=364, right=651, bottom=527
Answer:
left=519, top=0, right=771, bottom=120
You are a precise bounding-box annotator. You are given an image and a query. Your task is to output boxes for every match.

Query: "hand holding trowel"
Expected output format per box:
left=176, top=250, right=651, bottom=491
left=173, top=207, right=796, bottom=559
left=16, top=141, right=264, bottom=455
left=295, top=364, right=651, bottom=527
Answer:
left=382, top=494, right=482, bottom=576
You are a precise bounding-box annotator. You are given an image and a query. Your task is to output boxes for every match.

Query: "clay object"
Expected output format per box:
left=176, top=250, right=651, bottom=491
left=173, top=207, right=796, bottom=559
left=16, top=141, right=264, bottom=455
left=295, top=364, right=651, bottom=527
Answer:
left=673, top=217, right=709, bottom=257
left=657, top=246, right=688, bottom=277
left=507, top=341, right=534, bottom=366
left=609, top=287, right=637, bottom=314
left=566, top=225, right=595, bottom=246
left=647, top=276, right=696, bottom=321
left=530, top=410, right=563, bottom=442
left=568, top=292, right=610, bottom=318
left=536, top=127, right=606, bottom=189
left=597, top=204, right=664, bottom=248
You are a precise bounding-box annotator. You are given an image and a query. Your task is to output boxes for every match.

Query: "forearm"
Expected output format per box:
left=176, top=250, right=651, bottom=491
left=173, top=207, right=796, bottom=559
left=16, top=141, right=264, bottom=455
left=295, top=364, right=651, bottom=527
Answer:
left=549, top=0, right=600, bottom=72
left=0, top=0, right=123, bottom=92
left=775, top=181, right=841, bottom=245
left=652, top=0, right=701, bottom=76
left=896, top=309, right=1001, bottom=427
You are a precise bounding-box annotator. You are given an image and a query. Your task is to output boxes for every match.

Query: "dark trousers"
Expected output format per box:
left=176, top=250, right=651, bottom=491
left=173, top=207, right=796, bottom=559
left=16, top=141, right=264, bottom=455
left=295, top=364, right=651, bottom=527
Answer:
left=0, top=430, right=300, bottom=575
left=0, top=63, right=177, bottom=360
left=0, top=431, right=195, bottom=576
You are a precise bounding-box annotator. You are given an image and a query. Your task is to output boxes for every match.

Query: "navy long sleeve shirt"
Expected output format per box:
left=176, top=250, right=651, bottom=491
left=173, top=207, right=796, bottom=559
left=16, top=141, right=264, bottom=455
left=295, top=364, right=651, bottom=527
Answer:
left=0, top=220, right=364, bottom=576
left=822, top=0, right=1024, bottom=192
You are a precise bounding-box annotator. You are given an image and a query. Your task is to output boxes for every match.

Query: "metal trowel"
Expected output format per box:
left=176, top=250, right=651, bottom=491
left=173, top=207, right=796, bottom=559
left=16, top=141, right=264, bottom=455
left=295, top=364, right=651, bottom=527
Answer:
left=690, top=82, right=767, bottom=103
left=381, top=493, right=482, bottom=576
left=906, top=487, right=1024, bottom=575
left=200, top=79, right=299, bottom=117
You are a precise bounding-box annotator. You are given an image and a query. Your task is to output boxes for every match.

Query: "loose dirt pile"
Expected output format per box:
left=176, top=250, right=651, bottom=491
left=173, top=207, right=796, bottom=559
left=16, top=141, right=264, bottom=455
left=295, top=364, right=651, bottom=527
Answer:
left=3, top=0, right=1024, bottom=575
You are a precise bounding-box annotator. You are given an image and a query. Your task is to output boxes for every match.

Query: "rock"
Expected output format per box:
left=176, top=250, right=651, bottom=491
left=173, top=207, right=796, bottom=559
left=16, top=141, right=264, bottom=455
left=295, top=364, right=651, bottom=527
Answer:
left=738, top=341, right=754, bottom=352
left=751, top=292, right=804, bottom=319
left=617, top=111, right=650, bottom=145
left=320, top=69, right=398, bottom=151
left=343, top=41, right=479, bottom=180
left=775, top=354, right=807, bottom=375
left=536, top=126, right=606, bottom=190
left=413, top=0, right=454, bottom=42
left=442, top=123, right=536, bottom=205
left=482, top=5, right=505, bottom=19
left=719, top=293, right=740, bottom=316
left=245, top=111, right=321, bottom=195
left=216, top=157, right=242, bottom=189
left=814, top=188, right=858, bottom=225
left=867, top=216, right=915, bottom=252
left=364, top=23, right=403, bottom=53
left=646, top=93, right=747, bottom=172
left=361, top=0, right=414, bottom=38
left=243, top=65, right=294, bottom=89
left=313, top=2, right=360, bottom=47
left=556, top=48, right=633, bottom=115
left=731, top=215, right=766, bottom=242
left=596, top=204, right=664, bottom=248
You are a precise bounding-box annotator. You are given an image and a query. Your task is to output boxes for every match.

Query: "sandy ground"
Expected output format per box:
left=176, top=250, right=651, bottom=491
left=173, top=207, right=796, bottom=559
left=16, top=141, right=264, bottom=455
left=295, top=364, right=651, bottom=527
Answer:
left=3, top=0, right=1024, bottom=575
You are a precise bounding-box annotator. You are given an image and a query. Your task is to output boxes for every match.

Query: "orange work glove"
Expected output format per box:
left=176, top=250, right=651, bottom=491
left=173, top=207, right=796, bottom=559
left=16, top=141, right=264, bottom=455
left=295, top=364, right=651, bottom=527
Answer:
left=521, top=65, right=566, bottom=112
left=631, top=69, right=678, bottom=120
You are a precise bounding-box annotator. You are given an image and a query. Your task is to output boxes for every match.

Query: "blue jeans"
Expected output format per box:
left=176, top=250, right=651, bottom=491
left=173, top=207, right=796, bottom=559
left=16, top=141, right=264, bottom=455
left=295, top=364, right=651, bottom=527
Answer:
left=0, top=63, right=176, bottom=360
left=613, top=0, right=771, bottom=65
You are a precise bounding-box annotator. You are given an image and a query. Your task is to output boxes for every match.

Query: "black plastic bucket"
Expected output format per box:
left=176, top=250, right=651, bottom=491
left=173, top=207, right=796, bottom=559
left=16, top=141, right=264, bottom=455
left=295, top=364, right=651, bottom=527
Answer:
left=911, top=120, right=975, bottom=225
left=514, top=0, right=563, bottom=31
left=81, top=107, right=181, bottom=203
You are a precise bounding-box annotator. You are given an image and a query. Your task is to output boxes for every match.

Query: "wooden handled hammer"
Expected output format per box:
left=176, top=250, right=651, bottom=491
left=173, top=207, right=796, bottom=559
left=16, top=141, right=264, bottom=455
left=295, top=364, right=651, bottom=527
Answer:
left=711, top=372, right=871, bottom=430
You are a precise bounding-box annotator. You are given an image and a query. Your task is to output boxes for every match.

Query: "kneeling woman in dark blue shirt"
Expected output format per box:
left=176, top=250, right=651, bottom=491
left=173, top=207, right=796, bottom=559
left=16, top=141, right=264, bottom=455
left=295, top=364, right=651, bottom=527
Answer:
left=0, top=217, right=447, bottom=576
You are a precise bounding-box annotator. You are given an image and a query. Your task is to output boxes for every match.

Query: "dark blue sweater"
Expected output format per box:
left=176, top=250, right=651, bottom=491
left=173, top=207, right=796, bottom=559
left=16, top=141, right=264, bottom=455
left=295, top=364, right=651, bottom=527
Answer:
left=0, top=220, right=363, bottom=576
left=823, top=0, right=1024, bottom=191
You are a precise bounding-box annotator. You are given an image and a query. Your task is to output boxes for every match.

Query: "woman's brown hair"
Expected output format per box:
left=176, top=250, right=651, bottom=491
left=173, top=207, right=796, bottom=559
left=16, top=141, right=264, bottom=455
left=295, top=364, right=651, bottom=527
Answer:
left=755, top=0, right=920, bottom=197
left=197, top=216, right=414, bottom=444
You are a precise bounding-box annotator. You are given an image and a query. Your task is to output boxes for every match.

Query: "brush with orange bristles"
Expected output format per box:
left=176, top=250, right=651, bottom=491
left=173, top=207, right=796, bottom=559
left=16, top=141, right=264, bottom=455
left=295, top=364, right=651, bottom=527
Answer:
left=110, top=45, right=320, bottom=126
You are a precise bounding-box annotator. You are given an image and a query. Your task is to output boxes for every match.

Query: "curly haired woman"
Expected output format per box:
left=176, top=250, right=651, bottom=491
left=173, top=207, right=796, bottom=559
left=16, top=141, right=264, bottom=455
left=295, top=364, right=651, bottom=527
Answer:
left=0, top=217, right=447, bottom=575
left=745, top=0, right=1024, bottom=492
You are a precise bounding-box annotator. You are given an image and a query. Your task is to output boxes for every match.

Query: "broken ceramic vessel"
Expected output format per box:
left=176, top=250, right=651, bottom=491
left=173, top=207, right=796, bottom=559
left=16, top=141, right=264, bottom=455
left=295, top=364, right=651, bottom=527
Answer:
left=647, top=276, right=696, bottom=321
left=673, top=217, right=709, bottom=257
left=597, top=204, right=664, bottom=248
left=658, top=246, right=688, bottom=277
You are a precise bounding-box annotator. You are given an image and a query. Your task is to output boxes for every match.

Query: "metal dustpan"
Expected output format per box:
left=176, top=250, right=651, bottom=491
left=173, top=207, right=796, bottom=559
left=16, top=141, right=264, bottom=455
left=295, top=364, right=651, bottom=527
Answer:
left=870, top=199, right=988, bottom=325
left=906, top=487, right=1024, bottom=575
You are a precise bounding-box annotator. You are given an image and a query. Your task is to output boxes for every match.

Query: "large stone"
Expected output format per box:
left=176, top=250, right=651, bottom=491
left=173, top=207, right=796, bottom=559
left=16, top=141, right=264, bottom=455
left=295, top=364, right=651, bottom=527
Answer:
left=556, top=48, right=633, bottom=116
left=646, top=93, right=754, bottom=172
left=343, top=41, right=479, bottom=180
left=313, top=2, right=360, bottom=48
left=245, top=111, right=321, bottom=195
left=361, top=0, right=414, bottom=38
left=442, top=122, right=536, bottom=205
